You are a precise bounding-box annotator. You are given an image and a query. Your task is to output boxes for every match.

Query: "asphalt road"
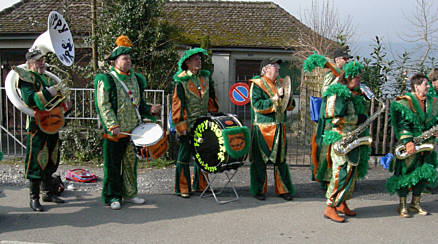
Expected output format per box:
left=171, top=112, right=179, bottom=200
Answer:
left=1, top=164, right=438, bottom=243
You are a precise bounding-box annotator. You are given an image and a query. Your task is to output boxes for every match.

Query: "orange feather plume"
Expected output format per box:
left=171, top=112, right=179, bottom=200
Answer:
left=115, top=35, right=132, bottom=48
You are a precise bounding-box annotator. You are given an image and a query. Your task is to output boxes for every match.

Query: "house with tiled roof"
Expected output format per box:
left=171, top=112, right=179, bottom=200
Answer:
left=0, top=0, right=320, bottom=113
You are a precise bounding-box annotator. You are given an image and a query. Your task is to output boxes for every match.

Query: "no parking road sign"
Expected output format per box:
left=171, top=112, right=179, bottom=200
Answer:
left=229, top=82, right=250, bottom=106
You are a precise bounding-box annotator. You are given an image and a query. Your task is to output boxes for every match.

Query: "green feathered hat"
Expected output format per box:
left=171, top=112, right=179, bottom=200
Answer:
left=177, top=48, right=208, bottom=71
left=107, top=35, right=133, bottom=60
left=303, top=51, right=328, bottom=73
left=343, top=61, right=364, bottom=78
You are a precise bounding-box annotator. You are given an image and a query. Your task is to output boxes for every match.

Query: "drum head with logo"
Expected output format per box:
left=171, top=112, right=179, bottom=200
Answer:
left=131, top=123, right=163, bottom=146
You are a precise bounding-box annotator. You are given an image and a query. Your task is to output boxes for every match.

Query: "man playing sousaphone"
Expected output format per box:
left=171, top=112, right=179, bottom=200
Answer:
left=18, top=48, right=72, bottom=211
left=94, top=35, right=161, bottom=210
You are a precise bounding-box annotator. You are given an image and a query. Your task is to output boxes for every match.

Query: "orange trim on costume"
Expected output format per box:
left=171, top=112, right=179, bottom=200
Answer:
left=395, top=95, right=416, bottom=113
left=24, top=131, right=37, bottom=178
left=179, top=167, right=189, bottom=194
left=176, top=122, right=188, bottom=134
left=36, top=91, right=48, bottom=105
left=274, top=168, right=287, bottom=194
left=172, top=86, right=188, bottom=133
left=251, top=78, right=275, bottom=100
left=208, top=97, right=219, bottom=113
left=263, top=171, right=268, bottom=194
left=311, top=134, right=319, bottom=179
left=258, top=124, right=277, bottom=151
left=196, top=168, right=208, bottom=191
left=187, top=80, right=201, bottom=97
left=415, top=94, right=425, bottom=111
left=329, top=165, right=342, bottom=203
left=326, top=145, right=333, bottom=168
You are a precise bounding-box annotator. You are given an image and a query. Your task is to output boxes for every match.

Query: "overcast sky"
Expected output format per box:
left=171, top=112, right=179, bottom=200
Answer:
left=1, top=0, right=436, bottom=57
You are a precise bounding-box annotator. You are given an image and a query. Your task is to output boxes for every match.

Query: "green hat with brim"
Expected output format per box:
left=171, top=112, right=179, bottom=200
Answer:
left=177, top=48, right=208, bottom=71
left=107, top=46, right=132, bottom=60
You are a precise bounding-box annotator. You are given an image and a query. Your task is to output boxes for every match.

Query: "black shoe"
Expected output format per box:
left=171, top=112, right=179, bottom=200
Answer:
left=280, top=194, right=293, bottom=201
left=42, top=194, right=65, bottom=203
left=30, top=199, right=44, bottom=212
left=255, top=194, right=266, bottom=201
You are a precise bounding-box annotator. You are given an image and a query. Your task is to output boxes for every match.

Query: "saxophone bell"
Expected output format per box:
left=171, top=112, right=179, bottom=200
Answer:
left=394, top=143, right=435, bottom=160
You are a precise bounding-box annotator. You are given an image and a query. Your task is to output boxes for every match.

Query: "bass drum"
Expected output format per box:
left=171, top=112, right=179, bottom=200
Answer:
left=190, top=114, right=250, bottom=173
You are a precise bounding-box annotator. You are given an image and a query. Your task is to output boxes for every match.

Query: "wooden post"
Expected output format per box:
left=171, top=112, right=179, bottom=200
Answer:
left=382, top=99, right=390, bottom=154
left=369, top=98, right=375, bottom=153
left=375, top=99, right=382, bottom=155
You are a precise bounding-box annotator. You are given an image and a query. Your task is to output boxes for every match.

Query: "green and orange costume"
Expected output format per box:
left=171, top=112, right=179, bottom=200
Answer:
left=18, top=67, right=67, bottom=203
left=320, top=83, right=370, bottom=208
left=248, top=75, right=295, bottom=198
left=171, top=48, right=219, bottom=195
left=94, top=44, right=156, bottom=205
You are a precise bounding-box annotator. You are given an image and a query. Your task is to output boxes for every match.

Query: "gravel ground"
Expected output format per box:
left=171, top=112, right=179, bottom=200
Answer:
left=1, top=162, right=438, bottom=202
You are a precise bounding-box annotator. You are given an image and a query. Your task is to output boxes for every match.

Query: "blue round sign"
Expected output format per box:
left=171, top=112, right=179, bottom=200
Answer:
left=229, top=82, right=250, bottom=106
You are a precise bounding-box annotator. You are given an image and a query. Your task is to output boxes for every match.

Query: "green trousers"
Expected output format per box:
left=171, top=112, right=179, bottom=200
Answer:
left=24, top=129, right=60, bottom=181
left=101, top=138, right=138, bottom=204
left=174, top=135, right=207, bottom=194
left=249, top=139, right=294, bottom=196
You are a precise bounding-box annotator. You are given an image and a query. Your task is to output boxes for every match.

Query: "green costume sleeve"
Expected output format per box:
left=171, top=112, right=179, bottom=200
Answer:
left=250, top=83, right=276, bottom=114
left=19, top=78, right=53, bottom=111
left=135, top=73, right=155, bottom=121
left=94, top=73, right=119, bottom=131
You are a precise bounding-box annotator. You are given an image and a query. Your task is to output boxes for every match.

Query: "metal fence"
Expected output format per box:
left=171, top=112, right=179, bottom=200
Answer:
left=1, top=84, right=394, bottom=166
left=0, top=87, right=165, bottom=158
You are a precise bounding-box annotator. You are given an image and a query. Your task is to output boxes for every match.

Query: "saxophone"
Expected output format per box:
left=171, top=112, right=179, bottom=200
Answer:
left=394, top=124, right=438, bottom=160
left=333, top=92, right=385, bottom=159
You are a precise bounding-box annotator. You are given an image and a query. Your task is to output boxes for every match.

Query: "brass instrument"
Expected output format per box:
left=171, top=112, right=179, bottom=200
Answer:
left=5, top=11, right=74, bottom=116
left=394, top=124, right=438, bottom=160
left=333, top=86, right=385, bottom=160
left=44, top=63, right=72, bottom=111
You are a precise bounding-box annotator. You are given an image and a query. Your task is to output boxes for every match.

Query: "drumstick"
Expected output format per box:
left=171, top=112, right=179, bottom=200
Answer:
left=120, top=132, right=143, bottom=138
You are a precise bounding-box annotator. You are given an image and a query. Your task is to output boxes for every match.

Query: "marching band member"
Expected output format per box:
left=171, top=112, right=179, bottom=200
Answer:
left=320, top=61, right=370, bottom=222
left=312, top=48, right=352, bottom=190
left=387, top=73, right=438, bottom=218
left=171, top=48, right=219, bottom=198
left=248, top=58, right=295, bottom=201
left=19, top=49, right=71, bottom=211
left=94, top=35, right=161, bottom=210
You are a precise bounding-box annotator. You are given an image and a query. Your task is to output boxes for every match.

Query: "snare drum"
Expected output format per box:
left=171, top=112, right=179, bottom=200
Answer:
left=131, top=123, right=168, bottom=159
left=190, top=114, right=250, bottom=173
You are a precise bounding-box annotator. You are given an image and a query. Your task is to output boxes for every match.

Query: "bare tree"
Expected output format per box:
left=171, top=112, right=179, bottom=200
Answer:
left=287, top=0, right=356, bottom=59
left=400, top=0, right=438, bottom=67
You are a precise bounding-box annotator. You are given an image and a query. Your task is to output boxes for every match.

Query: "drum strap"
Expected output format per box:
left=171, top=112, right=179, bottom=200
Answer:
left=110, top=71, right=142, bottom=123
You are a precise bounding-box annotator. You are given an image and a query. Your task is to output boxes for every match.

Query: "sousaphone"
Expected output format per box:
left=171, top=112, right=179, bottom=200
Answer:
left=5, top=11, right=74, bottom=134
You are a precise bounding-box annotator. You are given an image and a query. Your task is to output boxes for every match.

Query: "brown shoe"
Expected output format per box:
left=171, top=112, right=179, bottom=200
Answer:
left=336, top=201, right=356, bottom=216
left=324, top=206, right=345, bottom=223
